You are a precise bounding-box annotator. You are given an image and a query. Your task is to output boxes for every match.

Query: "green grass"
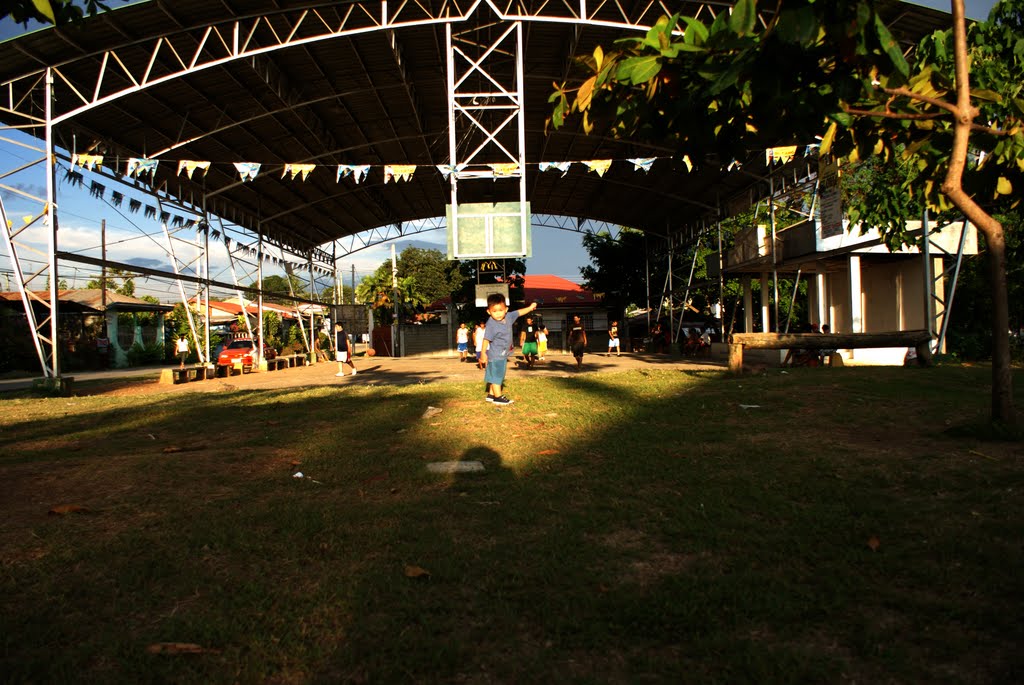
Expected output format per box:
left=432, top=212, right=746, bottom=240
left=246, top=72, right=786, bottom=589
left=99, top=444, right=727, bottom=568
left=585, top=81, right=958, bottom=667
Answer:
left=1, top=366, right=1022, bottom=683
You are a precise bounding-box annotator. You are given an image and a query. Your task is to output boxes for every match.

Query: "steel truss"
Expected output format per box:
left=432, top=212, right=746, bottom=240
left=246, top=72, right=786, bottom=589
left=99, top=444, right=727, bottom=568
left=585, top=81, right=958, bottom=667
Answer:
left=445, top=9, right=528, bottom=258
left=0, top=1, right=761, bottom=380
left=330, top=214, right=622, bottom=259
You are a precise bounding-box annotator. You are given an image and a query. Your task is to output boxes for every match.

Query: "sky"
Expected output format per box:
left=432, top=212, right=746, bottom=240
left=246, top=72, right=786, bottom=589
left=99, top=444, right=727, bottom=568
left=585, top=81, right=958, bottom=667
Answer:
left=0, top=0, right=1001, bottom=301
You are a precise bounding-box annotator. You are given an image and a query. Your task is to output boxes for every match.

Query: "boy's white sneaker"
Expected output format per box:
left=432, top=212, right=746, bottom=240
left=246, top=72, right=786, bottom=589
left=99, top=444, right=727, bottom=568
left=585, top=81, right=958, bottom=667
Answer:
left=350, top=369, right=357, bottom=375
left=335, top=372, right=345, bottom=377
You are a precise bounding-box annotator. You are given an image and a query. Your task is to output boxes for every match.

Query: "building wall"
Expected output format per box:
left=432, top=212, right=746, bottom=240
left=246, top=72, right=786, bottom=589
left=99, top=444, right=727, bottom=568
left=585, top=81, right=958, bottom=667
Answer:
left=863, top=260, right=903, bottom=331
left=399, top=324, right=452, bottom=358
left=828, top=269, right=850, bottom=332
left=822, top=256, right=935, bottom=365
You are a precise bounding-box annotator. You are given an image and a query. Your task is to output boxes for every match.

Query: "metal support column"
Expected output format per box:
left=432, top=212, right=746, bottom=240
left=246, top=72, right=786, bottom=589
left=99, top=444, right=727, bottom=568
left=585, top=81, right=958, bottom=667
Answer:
left=445, top=12, right=529, bottom=257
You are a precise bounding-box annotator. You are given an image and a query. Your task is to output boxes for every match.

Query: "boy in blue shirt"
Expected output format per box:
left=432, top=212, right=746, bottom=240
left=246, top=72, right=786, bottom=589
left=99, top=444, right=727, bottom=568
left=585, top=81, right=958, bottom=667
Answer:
left=480, top=293, right=537, bottom=405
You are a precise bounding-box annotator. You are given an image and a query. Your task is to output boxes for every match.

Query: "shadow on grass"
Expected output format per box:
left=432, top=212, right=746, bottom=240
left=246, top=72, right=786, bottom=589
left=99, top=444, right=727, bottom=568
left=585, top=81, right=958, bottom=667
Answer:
left=1, top=365, right=1022, bottom=683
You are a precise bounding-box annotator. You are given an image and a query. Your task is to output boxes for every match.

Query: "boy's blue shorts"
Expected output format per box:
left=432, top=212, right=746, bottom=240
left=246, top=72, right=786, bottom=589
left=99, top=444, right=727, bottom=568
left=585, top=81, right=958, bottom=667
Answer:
left=484, top=358, right=507, bottom=386
left=457, top=342, right=468, bottom=352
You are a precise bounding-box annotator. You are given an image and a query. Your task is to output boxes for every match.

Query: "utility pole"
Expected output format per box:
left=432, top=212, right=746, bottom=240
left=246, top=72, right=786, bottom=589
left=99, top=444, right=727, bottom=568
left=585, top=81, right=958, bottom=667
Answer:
left=391, top=244, right=399, bottom=356
left=101, top=218, right=106, bottom=309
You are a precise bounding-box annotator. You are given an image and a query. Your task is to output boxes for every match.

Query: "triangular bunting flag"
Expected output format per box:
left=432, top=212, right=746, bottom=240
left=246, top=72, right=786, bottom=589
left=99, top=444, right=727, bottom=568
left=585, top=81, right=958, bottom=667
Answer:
left=583, top=159, right=612, bottom=177
left=337, top=164, right=370, bottom=184
left=766, top=146, right=798, bottom=165
left=538, top=161, right=571, bottom=176
left=283, top=163, right=316, bottom=181
left=127, top=158, right=159, bottom=178
left=177, top=160, right=211, bottom=179
left=384, top=164, right=417, bottom=183
left=436, top=164, right=466, bottom=180
left=681, top=155, right=693, bottom=172
left=629, top=158, right=656, bottom=173
left=72, top=154, right=103, bottom=171
left=489, top=163, right=519, bottom=178
left=233, top=162, right=261, bottom=182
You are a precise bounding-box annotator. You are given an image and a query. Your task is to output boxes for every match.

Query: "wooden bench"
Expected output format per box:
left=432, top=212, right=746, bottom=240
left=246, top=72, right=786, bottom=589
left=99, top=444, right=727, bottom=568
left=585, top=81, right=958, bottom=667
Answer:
left=727, top=330, right=933, bottom=374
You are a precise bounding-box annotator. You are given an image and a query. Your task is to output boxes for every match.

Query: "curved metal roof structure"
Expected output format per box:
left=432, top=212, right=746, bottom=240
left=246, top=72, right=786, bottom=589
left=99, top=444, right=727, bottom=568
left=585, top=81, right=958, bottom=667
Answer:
left=0, top=0, right=955, bottom=379
left=0, top=0, right=953, bottom=255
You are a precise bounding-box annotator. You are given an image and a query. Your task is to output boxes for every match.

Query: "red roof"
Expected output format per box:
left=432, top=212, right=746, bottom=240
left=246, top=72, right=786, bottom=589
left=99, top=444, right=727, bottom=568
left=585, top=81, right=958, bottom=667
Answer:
left=189, top=298, right=297, bottom=319
left=522, top=275, right=600, bottom=307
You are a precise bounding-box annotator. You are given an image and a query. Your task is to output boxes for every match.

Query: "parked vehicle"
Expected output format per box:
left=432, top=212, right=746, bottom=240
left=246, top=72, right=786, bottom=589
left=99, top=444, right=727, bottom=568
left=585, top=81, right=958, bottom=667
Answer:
left=216, top=337, right=276, bottom=371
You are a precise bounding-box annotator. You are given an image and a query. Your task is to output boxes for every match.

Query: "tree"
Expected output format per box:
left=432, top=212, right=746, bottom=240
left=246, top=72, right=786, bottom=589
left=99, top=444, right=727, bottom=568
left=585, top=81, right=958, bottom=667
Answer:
left=580, top=229, right=663, bottom=316
left=85, top=266, right=136, bottom=296
left=355, top=247, right=467, bottom=323
left=248, top=274, right=308, bottom=304
left=320, top=284, right=355, bottom=304
left=395, top=247, right=467, bottom=305
left=2, top=0, right=112, bottom=26
left=551, top=0, right=1024, bottom=425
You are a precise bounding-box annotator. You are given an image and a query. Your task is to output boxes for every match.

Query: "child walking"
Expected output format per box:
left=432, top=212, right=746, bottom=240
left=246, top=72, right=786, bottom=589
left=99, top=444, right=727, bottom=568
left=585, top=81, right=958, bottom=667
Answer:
left=480, top=294, right=537, bottom=405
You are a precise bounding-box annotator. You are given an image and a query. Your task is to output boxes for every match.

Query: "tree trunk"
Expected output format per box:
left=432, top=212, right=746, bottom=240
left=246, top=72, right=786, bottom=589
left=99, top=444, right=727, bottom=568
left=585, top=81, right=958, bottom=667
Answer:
left=984, top=229, right=1016, bottom=424
left=941, top=0, right=1015, bottom=425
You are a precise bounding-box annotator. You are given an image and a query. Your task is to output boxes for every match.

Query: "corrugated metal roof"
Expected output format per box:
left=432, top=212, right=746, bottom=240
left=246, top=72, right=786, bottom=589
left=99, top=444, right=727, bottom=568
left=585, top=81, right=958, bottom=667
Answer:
left=0, top=1, right=955, bottom=255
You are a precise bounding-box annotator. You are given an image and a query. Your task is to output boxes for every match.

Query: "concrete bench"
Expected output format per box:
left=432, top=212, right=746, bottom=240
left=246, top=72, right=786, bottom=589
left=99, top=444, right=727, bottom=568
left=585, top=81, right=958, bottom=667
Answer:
left=727, top=330, right=933, bottom=374
left=160, top=365, right=212, bottom=384
left=266, top=357, right=292, bottom=371
left=278, top=353, right=306, bottom=368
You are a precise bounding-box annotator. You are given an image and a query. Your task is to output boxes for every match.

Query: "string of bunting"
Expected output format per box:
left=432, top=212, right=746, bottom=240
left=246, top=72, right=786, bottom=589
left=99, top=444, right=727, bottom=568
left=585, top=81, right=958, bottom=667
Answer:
left=56, top=143, right=816, bottom=276
left=59, top=166, right=335, bottom=278
left=69, top=145, right=818, bottom=186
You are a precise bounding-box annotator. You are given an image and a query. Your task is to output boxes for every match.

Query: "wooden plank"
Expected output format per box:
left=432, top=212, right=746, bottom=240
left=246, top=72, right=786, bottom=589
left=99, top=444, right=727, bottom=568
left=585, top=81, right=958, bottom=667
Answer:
left=728, top=343, right=744, bottom=374
left=730, top=330, right=931, bottom=350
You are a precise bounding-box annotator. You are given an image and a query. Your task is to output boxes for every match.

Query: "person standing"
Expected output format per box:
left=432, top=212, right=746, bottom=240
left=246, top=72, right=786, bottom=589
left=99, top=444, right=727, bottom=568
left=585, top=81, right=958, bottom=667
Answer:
left=607, top=320, right=621, bottom=357
left=334, top=322, right=358, bottom=377
left=481, top=295, right=537, bottom=405
left=96, top=326, right=110, bottom=369
left=568, top=314, right=587, bottom=369
left=175, top=334, right=189, bottom=369
left=473, top=321, right=486, bottom=369
left=519, top=314, right=540, bottom=369
left=456, top=322, right=470, bottom=362
left=537, top=324, right=548, bottom=360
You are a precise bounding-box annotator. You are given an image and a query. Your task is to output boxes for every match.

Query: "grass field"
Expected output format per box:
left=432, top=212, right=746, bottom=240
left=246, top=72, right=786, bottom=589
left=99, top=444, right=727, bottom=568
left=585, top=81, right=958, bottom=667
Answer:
left=1, top=365, right=1022, bottom=683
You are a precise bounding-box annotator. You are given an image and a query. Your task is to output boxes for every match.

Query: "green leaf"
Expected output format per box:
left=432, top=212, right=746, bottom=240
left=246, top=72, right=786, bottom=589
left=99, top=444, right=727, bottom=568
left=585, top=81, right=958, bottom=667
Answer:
left=776, top=6, right=818, bottom=46
left=820, top=121, right=838, bottom=154
left=32, top=0, right=56, bottom=23
left=616, top=56, right=662, bottom=86
left=709, top=6, right=730, bottom=37
left=874, top=14, right=909, bottom=78
left=728, top=0, right=756, bottom=37
left=971, top=89, right=1003, bottom=103
left=680, top=16, right=708, bottom=45
left=577, top=75, right=597, bottom=112
left=997, top=177, right=1013, bottom=195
